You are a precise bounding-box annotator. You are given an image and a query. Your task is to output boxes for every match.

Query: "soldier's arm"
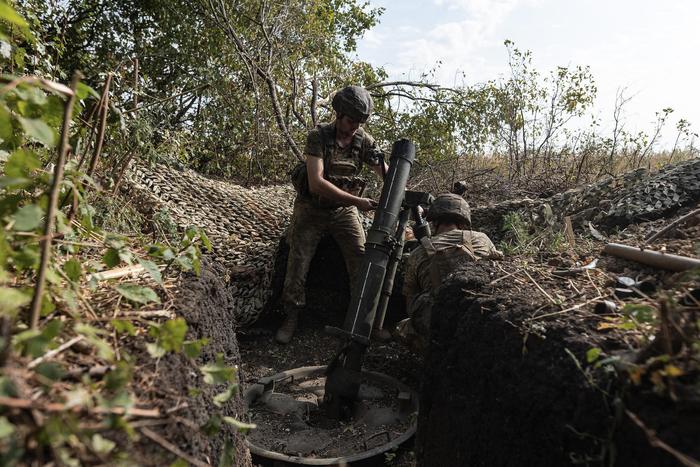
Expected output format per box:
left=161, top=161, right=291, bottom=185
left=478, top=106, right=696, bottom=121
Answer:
left=307, top=156, right=377, bottom=211
left=362, top=132, right=389, bottom=179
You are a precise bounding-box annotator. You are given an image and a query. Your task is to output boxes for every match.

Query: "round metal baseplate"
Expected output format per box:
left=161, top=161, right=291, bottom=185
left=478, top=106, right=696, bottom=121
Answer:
left=243, top=365, right=418, bottom=465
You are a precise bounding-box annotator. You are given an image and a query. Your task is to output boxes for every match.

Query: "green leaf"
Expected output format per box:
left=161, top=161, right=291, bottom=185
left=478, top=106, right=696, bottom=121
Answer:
left=105, top=361, right=132, bottom=391
left=201, top=415, right=222, bottom=437
left=213, top=384, right=238, bottom=407
left=34, top=362, right=65, bottom=382
left=111, top=319, right=136, bottom=336
left=621, top=304, right=657, bottom=324
left=18, top=117, right=56, bottom=147
left=148, top=318, right=186, bottom=353
left=184, top=338, right=209, bottom=359
left=115, top=284, right=160, bottom=304
left=0, top=104, right=12, bottom=141
left=0, top=2, right=28, bottom=28
left=91, top=434, right=116, bottom=455
left=174, top=255, right=193, bottom=271
left=222, top=416, right=256, bottom=433
left=4, top=149, right=40, bottom=178
left=137, top=258, right=162, bottom=285
left=104, top=233, right=125, bottom=249
left=200, top=354, right=235, bottom=385
left=170, top=460, right=188, bottom=467
left=586, top=347, right=602, bottom=363
left=76, top=83, right=98, bottom=101
left=13, top=320, right=62, bottom=358
left=0, top=416, right=15, bottom=439
left=200, top=229, right=212, bottom=252
left=218, top=440, right=235, bottom=467
left=0, top=287, right=30, bottom=316
left=11, top=204, right=43, bottom=231
left=40, top=292, right=55, bottom=317
left=102, top=248, right=121, bottom=268
left=63, top=259, right=82, bottom=282
left=75, top=323, right=114, bottom=361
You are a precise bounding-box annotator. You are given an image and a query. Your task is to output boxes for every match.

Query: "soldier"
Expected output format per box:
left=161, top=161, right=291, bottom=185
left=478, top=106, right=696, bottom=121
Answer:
left=398, top=193, right=503, bottom=350
left=276, top=85, right=388, bottom=344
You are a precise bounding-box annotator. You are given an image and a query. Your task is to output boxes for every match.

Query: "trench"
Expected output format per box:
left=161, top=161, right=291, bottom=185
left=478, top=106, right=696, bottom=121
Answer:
left=236, top=235, right=421, bottom=466
left=233, top=236, right=699, bottom=466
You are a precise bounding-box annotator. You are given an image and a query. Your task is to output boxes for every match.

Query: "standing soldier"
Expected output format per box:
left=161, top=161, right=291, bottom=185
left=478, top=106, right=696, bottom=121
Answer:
left=399, top=193, right=503, bottom=350
left=277, top=85, right=387, bottom=344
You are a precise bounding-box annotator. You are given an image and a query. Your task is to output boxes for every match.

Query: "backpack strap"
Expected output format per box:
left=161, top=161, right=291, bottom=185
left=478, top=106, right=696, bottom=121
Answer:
left=420, top=236, right=436, bottom=257
left=317, top=124, right=336, bottom=180
left=350, top=131, right=365, bottom=171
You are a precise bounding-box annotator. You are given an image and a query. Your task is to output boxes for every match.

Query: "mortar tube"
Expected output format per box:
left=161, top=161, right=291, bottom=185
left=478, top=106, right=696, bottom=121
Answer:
left=374, top=208, right=411, bottom=331
left=324, top=139, right=415, bottom=419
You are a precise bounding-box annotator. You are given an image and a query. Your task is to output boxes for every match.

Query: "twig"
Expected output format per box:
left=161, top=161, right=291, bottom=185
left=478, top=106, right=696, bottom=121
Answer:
left=626, top=410, right=700, bottom=467
left=87, top=264, right=147, bottom=282
left=0, top=396, right=161, bottom=418
left=523, top=269, right=559, bottom=307
left=166, top=401, right=189, bottom=414
left=90, top=310, right=174, bottom=321
left=488, top=268, right=519, bottom=285
left=29, top=72, right=82, bottom=329
left=644, top=207, right=700, bottom=245
left=86, top=73, right=113, bottom=178
left=140, top=427, right=209, bottom=467
left=529, top=295, right=604, bottom=321
left=123, top=83, right=209, bottom=114
left=27, top=336, right=84, bottom=369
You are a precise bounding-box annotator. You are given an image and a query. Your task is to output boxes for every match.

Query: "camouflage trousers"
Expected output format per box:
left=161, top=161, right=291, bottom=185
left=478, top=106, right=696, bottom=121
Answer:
left=281, top=197, right=366, bottom=311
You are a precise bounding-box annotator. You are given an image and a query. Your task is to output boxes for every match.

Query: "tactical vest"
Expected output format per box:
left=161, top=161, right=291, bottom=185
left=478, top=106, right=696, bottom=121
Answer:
left=290, top=123, right=369, bottom=207
left=419, top=231, right=478, bottom=289
left=311, top=123, right=367, bottom=208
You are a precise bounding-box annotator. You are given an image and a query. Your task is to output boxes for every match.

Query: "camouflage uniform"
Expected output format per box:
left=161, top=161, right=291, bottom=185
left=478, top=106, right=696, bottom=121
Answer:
left=281, top=122, right=381, bottom=313
left=399, top=224, right=502, bottom=349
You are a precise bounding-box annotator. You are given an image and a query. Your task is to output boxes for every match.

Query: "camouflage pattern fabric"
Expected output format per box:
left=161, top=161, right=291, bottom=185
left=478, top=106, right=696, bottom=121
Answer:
left=403, top=229, right=502, bottom=300
left=304, top=123, right=379, bottom=208
left=398, top=229, right=502, bottom=348
left=281, top=197, right=366, bottom=311
left=471, top=158, right=700, bottom=240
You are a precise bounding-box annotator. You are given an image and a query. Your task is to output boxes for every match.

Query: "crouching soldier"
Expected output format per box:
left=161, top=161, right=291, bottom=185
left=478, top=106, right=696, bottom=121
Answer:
left=398, top=193, right=503, bottom=350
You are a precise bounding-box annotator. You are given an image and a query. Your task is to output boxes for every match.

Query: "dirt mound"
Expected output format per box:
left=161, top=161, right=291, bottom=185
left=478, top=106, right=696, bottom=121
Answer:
left=416, top=250, right=699, bottom=465
left=129, top=261, right=252, bottom=465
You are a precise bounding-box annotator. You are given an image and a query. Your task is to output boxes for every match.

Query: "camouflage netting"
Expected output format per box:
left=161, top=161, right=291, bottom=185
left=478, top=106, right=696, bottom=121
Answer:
left=471, top=157, right=700, bottom=240
left=124, top=163, right=295, bottom=326
left=124, top=158, right=699, bottom=327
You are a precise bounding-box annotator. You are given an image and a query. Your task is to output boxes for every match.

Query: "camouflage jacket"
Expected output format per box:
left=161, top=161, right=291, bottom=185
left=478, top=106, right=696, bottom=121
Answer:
left=403, top=229, right=502, bottom=302
left=303, top=122, right=380, bottom=207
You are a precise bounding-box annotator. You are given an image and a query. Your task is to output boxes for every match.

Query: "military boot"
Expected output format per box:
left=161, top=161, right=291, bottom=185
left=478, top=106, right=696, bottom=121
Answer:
left=275, top=308, right=299, bottom=344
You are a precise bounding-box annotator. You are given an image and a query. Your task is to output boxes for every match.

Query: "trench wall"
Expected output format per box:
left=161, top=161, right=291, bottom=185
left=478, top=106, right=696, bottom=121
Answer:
left=415, top=264, right=696, bottom=467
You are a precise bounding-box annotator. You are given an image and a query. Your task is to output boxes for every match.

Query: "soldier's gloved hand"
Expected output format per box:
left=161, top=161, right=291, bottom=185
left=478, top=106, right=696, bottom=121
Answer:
left=356, top=198, right=378, bottom=211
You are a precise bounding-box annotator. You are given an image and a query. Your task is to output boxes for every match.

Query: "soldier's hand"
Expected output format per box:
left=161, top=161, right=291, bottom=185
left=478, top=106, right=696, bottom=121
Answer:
left=356, top=198, right=378, bottom=211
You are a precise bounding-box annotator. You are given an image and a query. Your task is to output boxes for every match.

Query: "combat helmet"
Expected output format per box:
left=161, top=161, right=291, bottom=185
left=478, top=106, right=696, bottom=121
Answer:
left=426, top=193, right=471, bottom=227
left=332, top=85, right=373, bottom=122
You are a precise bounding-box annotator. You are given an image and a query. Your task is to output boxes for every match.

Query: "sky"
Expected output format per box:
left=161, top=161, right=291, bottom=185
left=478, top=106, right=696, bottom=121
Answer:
left=356, top=0, right=700, bottom=147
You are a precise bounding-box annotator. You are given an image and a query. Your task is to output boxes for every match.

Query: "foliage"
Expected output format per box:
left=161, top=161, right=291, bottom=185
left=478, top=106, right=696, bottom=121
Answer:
left=0, top=3, right=246, bottom=464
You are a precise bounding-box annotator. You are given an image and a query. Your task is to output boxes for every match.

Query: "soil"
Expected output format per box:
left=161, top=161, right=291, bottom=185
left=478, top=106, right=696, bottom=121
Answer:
left=416, top=210, right=700, bottom=467
left=240, top=205, right=699, bottom=467
left=246, top=368, right=414, bottom=459
left=239, top=236, right=422, bottom=466
left=130, top=260, right=252, bottom=466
